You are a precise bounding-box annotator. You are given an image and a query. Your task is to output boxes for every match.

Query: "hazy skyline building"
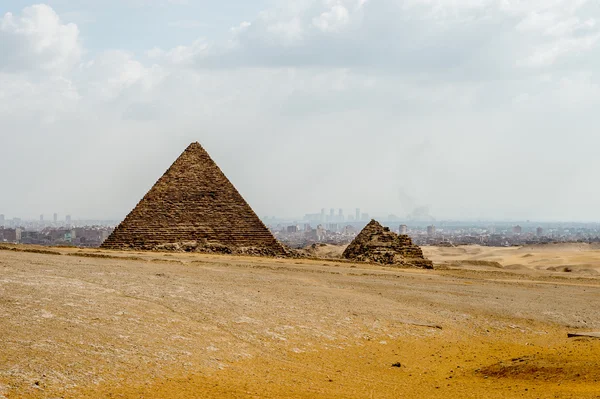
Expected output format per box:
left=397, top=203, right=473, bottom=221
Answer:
left=356, top=209, right=360, bottom=221
left=53, top=213, right=58, bottom=223
left=427, top=225, right=436, bottom=236
left=400, top=224, right=408, bottom=235
left=0, top=214, right=4, bottom=227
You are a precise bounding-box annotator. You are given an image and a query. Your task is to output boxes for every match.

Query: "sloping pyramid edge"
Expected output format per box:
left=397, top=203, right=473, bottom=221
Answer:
left=101, top=142, right=286, bottom=255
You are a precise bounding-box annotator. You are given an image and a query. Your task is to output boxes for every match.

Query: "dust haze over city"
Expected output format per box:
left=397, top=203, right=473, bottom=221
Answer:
left=2, top=1, right=600, bottom=399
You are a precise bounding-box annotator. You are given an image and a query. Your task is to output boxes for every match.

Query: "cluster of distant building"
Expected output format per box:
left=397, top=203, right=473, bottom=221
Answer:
left=411, top=224, right=600, bottom=247
left=3, top=210, right=600, bottom=250
left=265, top=210, right=600, bottom=249
left=0, top=213, right=115, bottom=247
left=1, top=213, right=72, bottom=229
left=263, top=208, right=370, bottom=248
left=299, top=208, right=370, bottom=225
left=270, top=223, right=358, bottom=248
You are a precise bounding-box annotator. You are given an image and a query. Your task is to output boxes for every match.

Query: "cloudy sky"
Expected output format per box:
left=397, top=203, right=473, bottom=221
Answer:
left=1, top=0, right=599, bottom=222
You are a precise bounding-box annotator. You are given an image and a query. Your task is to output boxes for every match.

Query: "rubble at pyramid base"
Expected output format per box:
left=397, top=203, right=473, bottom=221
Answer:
left=344, top=249, right=433, bottom=269
left=342, top=220, right=433, bottom=269
left=151, top=240, right=290, bottom=257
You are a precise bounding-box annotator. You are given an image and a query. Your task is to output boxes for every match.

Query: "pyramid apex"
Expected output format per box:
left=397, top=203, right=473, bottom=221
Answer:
left=183, top=142, right=206, bottom=153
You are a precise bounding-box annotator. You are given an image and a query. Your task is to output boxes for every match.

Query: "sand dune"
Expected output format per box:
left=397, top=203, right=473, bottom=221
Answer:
left=423, top=244, right=600, bottom=276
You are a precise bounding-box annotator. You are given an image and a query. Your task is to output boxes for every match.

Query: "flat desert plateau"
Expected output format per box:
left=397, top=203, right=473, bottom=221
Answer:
left=1, top=243, right=600, bottom=398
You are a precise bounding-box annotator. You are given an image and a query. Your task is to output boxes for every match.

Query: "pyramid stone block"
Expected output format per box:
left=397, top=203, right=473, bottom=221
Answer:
left=101, top=142, right=286, bottom=255
left=342, top=220, right=433, bottom=268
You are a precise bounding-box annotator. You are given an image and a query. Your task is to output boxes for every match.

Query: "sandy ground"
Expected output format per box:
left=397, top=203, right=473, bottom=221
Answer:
left=424, top=243, right=600, bottom=275
left=1, top=244, right=600, bottom=398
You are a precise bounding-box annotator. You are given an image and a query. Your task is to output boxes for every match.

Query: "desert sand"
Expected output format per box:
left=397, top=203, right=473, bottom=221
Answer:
left=1, top=244, right=600, bottom=398
left=424, top=243, right=600, bottom=275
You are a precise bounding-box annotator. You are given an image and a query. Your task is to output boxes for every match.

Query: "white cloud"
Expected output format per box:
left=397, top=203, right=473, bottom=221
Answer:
left=312, top=3, right=351, bottom=32
left=79, top=50, right=164, bottom=100
left=518, top=33, right=600, bottom=68
left=1, top=2, right=600, bottom=221
left=0, top=4, right=81, bottom=73
left=506, top=0, right=600, bottom=68
left=146, top=40, right=210, bottom=65
left=264, top=16, right=304, bottom=45
left=231, top=21, right=251, bottom=35
left=0, top=72, right=80, bottom=124
left=134, top=0, right=597, bottom=76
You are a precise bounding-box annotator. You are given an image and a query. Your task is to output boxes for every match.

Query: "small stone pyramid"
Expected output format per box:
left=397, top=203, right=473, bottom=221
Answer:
left=101, top=142, right=286, bottom=256
left=342, top=220, right=432, bottom=268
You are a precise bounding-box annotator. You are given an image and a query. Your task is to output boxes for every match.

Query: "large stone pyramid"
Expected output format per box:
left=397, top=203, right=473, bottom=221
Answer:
left=101, top=142, right=286, bottom=255
left=342, top=220, right=432, bottom=269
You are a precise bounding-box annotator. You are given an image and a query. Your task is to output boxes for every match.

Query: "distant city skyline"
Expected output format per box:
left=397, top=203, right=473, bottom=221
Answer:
left=3, top=212, right=599, bottom=248
left=3, top=209, right=600, bottom=225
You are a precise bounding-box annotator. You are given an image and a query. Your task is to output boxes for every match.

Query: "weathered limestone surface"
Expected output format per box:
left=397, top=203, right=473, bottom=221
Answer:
left=101, top=142, right=286, bottom=256
left=342, top=220, right=433, bottom=269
